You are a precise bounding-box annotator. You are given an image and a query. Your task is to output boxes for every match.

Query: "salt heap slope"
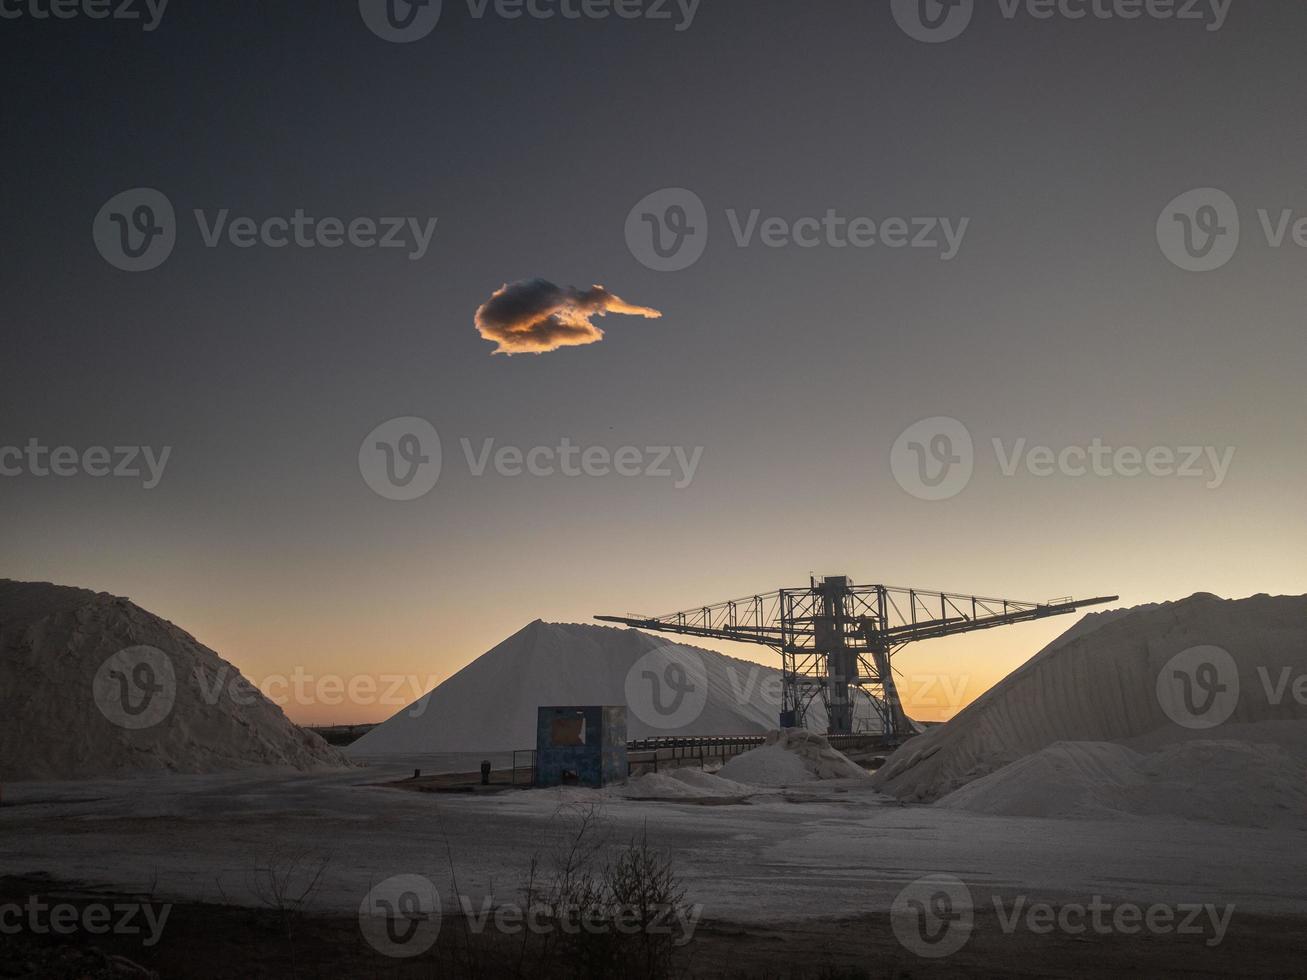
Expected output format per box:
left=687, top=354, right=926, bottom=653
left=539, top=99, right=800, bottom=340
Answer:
left=0, top=580, right=349, bottom=781
left=936, top=738, right=1307, bottom=828
left=873, top=592, right=1307, bottom=805
left=718, top=728, right=869, bottom=786
left=350, top=621, right=882, bottom=755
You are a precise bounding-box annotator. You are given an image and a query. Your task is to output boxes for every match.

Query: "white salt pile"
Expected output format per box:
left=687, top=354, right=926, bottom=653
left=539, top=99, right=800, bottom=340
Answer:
left=873, top=593, right=1307, bottom=822
left=350, top=621, right=885, bottom=755
left=0, top=580, right=349, bottom=781
left=718, top=729, right=869, bottom=786
left=938, top=736, right=1307, bottom=829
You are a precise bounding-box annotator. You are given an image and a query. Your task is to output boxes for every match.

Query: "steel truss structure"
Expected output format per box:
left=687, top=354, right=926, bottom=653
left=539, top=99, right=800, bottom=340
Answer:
left=598, top=576, right=1117, bottom=737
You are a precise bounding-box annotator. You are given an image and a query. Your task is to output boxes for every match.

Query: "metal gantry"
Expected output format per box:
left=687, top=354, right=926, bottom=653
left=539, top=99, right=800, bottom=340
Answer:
left=598, top=576, right=1117, bottom=737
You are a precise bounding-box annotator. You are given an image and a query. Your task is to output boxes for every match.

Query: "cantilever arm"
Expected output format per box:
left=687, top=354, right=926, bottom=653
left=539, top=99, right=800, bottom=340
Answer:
left=598, top=592, right=1119, bottom=650
left=593, top=615, right=783, bottom=647
left=878, top=595, right=1118, bottom=644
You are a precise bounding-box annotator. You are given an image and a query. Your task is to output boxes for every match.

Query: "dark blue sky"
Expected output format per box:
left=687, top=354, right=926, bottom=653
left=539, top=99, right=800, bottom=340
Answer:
left=4, top=1, right=1304, bottom=721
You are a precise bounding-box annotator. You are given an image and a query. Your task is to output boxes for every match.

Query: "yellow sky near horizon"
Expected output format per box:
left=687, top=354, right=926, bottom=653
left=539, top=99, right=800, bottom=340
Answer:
left=8, top=471, right=1305, bottom=730
left=56, top=561, right=1304, bottom=728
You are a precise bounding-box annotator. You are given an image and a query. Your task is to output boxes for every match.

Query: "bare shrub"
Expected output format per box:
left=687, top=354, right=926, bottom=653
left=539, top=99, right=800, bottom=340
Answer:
left=515, top=808, right=692, bottom=979
left=247, top=845, right=331, bottom=974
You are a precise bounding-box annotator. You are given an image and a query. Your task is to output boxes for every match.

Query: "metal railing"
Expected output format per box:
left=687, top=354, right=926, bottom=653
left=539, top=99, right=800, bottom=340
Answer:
left=512, top=732, right=903, bottom=783
left=511, top=749, right=536, bottom=786
left=624, top=733, right=895, bottom=776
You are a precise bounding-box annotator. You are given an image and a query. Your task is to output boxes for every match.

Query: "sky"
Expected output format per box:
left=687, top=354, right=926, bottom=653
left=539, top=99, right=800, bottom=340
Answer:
left=3, top=1, right=1305, bottom=726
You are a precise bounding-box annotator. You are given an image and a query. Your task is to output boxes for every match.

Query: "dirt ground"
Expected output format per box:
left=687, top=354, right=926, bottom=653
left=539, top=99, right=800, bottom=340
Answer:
left=3, top=876, right=1304, bottom=979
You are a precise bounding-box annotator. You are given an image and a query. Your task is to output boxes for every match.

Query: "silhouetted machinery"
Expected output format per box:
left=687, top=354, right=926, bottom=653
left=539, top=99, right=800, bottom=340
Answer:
left=599, top=576, right=1117, bottom=737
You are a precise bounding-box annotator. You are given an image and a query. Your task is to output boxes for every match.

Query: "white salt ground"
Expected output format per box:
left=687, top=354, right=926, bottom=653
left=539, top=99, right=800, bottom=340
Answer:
left=614, top=769, right=756, bottom=799
left=514, top=766, right=759, bottom=803
left=5, top=764, right=1304, bottom=922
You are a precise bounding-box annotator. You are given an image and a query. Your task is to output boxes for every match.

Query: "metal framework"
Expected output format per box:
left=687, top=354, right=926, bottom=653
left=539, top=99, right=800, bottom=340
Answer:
left=598, top=576, right=1117, bottom=737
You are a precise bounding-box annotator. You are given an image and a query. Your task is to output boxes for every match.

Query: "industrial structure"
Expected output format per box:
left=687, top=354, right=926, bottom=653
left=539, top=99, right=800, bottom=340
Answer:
left=599, top=576, right=1117, bottom=737
left=534, top=705, right=628, bottom=788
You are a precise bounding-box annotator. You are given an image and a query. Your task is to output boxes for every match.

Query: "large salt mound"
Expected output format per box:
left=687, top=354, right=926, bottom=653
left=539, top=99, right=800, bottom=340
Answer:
left=718, top=729, right=869, bottom=786
left=350, top=621, right=886, bottom=755
left=938, top=738, right=1307, bottom=829
left=935, top=741, right=1144, bottom=818
left=873, top=593, right=1307, bottom=803
left=0, top=580, right=349, bottom=781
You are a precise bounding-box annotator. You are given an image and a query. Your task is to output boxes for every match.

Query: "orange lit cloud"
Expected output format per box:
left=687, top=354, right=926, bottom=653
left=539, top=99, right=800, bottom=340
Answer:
left=474, top=279, right=662, bottom=355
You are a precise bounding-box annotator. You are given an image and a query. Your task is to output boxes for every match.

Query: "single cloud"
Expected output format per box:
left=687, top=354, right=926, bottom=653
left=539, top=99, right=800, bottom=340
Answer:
left=474, top=279, right=662, bottom=355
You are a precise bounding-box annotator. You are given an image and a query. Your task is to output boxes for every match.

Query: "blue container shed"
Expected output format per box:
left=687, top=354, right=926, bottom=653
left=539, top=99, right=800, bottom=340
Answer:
left=534, top=705, right=627, bottom=787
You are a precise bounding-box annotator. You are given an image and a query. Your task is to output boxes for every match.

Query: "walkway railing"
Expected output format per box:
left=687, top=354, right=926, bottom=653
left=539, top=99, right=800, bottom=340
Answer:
left=511, top=732, right=907, bottom=783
